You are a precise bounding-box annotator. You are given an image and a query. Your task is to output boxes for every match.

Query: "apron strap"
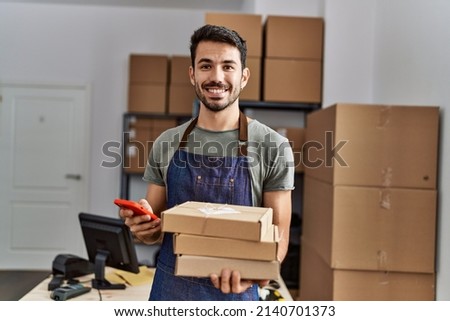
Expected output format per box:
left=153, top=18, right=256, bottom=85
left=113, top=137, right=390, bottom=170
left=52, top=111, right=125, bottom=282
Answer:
left=178, top=110, right=248, bottom=156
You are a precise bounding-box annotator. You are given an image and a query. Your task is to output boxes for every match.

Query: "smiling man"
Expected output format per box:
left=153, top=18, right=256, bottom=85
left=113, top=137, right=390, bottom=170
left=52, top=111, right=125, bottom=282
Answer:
left=119, top=24, right=295, bottom=301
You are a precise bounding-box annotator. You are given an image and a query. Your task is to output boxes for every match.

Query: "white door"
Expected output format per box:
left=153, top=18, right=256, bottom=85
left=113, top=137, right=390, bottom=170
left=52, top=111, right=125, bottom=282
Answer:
left=0, top=83, right=90, bottom=270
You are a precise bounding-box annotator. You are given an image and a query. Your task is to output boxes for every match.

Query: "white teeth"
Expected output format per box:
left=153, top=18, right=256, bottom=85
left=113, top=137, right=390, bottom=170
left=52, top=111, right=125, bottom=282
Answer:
left=207, top=88, right=226, bottom=93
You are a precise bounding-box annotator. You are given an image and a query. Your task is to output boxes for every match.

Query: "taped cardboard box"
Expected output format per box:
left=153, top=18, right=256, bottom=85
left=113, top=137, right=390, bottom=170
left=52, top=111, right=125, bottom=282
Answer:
left=175, top=255, right=280, bottom=280
left=299, top=240, right=436, bottom=301
left=173, top=225, right=279, bottom=261
left=302, top=176, right=437, bottom=273
left=162, top=201, right=273, bottom=241
left=304, top=103, right=440, bottom=189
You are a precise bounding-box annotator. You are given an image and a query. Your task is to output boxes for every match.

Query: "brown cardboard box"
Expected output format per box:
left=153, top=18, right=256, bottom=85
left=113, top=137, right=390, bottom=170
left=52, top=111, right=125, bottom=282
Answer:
left=168, top=84, right=196, bottom=115
left=161, top=201, right=273, bottom=241
left=302, top=176, right=437, bottom=273
left=129, top=54, right=169, bottom=84
left=128, top=84, right=167, bottom=113
left=174, top=225, right=279, bottom=261
left=170, top=55, right=191, bottom=85
left=265, top=16, right=324, bottom=60
left=304, top=103, right=440, bottom=189
left=124, top=141, right=150, bottom=174
left=275, top=127, right=306, bottom=173
left=263, top=58, right=322, bottom=103
left=175, top=255, right=280, bottom=280
left=205, top=12, right=263, bottom=57
left=299, top=241, right=436, bottom=301
left=240, top=57, right=261, bottom=101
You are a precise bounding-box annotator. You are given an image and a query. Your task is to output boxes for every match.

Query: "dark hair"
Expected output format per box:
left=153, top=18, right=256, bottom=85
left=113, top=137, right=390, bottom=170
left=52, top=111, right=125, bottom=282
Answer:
left=189, top=24, right=247, bottom=69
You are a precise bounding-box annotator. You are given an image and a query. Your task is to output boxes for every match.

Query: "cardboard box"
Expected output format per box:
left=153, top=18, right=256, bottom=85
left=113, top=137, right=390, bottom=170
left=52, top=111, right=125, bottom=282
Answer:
left=174, top=225, right=279, bottom=261
left=240, top=57, right=261, bottom=101
left=168, top=84, right=196, bottom=115
left=129, top=54, right=169, bottom=84
left=299, top=241, right=436, bottom=301
left=275, top=127, right=306, bottom=173
left=304, top=103, right=440, bottom=189
left=175, top=255, right=280, bottom=280
left=170, top=55, right=191, bottom=85
left=302, top=176, right=437, bottom=273
left=205, top=12, right=263, bottom=57
left=265, top=16, right=324, bottom=60
left=128, top=84, right=167, bottom=113
left=161, top=201, right=273, bottom=241
left=263, top=58, right=322, bottom=103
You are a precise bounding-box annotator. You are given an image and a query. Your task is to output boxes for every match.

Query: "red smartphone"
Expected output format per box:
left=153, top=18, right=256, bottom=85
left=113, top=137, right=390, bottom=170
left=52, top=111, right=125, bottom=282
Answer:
left=114, top=198, right=158, bottom=220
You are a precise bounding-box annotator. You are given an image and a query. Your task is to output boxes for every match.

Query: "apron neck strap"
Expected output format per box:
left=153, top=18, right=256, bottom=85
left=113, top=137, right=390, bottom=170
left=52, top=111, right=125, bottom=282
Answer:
left=179, top=110, right=248, bottom=156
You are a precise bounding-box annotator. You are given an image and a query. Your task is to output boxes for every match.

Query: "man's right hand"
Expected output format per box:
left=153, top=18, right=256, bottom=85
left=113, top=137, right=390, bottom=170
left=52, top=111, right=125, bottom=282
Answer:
left=119, top=198, right=162, bottom=244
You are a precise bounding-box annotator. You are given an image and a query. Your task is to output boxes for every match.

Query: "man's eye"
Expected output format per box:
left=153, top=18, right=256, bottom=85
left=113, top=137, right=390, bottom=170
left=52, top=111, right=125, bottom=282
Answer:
left=224, top=66, right=234, bottom=71
left=200, top=65, right=211, bottom=70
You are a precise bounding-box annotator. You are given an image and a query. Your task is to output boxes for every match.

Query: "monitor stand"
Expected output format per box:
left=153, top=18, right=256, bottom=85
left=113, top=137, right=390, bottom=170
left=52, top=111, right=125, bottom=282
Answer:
left=92, top=250, right=126, bottom=290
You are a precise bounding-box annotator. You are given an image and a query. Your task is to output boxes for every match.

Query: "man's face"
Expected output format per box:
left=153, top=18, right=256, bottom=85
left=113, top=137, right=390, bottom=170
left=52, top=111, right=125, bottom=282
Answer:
left=189, top=41, right=249, bottom=112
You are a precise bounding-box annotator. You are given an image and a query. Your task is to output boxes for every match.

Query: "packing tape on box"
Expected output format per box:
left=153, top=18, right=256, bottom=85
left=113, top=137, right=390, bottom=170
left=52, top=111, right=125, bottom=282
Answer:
left=198, top=203, right=241, bottom=235
left=377, top=250, right=389, bottom=271
left=379, top=189, right=391, bottom=210
left=381, top=167, right=393, bottom=187
left=377, top=105, right=392, bottom=129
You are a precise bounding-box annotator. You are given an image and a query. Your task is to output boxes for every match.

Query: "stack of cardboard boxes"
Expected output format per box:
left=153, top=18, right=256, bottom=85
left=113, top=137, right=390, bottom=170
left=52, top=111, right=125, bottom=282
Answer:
left=263, top=16, right=323, bottom=104
left=299, top=103, right=440, bottom=300
left=205, top=12, right=263, bottom=101
left=204, top=13, right=324, bottom=104
left=168, top=55, right=196, bottom=115
left=161, top=201, right=281, bottom=280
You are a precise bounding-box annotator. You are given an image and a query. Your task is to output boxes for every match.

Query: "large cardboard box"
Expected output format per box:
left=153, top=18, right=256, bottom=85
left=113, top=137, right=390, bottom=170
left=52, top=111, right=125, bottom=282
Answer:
left=205, top=12, right=263, bottom=57
left=175, top=255, right=280, bottom=280
left=305, top=103, right=440, bottom=189
left=162, top=201, right=273, bottom=241
left=128, top=54, right=169, bottom=113
left=240, top=57, right=261, bottom=101
left=302, top=176, right=437, bottom=273
left=174, top=225, right=279, bottom=261
left=265, top=16, right=324, bottom=60
left=128, top=83, right=167, bottom=113
left=129, top=54, right=169, bottom=83
left=168, top=84, right=196, bottom=115
left=170, top=55, right=191, bottom=85
left=263, top=58, right=322, bottom=103
left=299, top=241, right=436, bottom=301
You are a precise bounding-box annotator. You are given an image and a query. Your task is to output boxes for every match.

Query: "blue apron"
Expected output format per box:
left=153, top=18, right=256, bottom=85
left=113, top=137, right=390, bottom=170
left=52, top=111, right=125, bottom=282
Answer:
left=149, top=111, right=259, bottom=301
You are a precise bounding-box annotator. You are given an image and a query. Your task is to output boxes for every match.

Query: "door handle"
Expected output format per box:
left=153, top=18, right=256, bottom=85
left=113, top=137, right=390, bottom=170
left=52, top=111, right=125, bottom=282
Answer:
left=65, top=174, right=82, bottom=180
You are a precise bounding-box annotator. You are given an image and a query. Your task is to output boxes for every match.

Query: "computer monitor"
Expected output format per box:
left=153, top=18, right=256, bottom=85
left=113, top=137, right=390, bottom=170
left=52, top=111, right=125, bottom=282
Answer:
left=78, top=212, right=140, bottom=290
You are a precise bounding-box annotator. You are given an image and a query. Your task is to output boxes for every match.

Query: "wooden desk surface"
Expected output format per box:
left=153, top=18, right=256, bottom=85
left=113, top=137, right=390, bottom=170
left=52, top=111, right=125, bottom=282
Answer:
left=20, top=267, right=293, bottom=301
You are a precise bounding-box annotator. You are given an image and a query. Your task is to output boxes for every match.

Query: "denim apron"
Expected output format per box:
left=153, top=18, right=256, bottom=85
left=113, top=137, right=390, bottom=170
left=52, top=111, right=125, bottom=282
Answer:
left=149, top=111, right=259, bottom=301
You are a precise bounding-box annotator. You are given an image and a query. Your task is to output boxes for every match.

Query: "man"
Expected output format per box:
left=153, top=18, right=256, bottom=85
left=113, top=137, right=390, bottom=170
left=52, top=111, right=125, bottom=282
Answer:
left=120, top=24, right=294, bottom=300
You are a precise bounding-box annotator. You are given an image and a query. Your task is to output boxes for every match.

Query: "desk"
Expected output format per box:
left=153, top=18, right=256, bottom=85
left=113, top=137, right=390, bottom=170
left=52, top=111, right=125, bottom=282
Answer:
left=20, top=267, right=293, bottom=301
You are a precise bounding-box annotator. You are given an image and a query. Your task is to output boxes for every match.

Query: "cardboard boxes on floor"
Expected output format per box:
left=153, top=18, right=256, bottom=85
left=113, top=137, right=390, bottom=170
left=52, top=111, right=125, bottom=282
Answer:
left=299, top=103, right=439, bottom=301
left=161, top=201, right=280, bottom=280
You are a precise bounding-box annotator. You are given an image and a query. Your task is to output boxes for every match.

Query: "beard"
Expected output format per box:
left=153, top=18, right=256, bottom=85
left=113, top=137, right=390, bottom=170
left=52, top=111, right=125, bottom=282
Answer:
left=194, top=81, right=241, bottom=112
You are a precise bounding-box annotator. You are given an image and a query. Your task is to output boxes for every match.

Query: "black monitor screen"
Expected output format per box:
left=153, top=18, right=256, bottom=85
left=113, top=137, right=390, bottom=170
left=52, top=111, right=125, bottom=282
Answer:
left=79, top=212, right=140, bottom=290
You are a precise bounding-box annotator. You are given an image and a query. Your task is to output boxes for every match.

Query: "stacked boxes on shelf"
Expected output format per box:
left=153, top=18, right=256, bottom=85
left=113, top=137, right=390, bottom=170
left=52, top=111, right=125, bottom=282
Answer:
left=161, top=201, right=281, bottom=280
left=299, top=103, right=440, bottom=300
left=263, top=16, right=324, bottom=104
left=205, top=12, right=263, bottom=101
left=168, top=55, right=196, bottom=115
left=128, top=54, right=169, bottom=113
left=124, top=117, right=177, bottom=173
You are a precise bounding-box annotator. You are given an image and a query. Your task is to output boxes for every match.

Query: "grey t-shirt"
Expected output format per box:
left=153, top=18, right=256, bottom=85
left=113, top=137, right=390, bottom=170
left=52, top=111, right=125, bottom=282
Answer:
left=143, top=118, right=295, bottom=207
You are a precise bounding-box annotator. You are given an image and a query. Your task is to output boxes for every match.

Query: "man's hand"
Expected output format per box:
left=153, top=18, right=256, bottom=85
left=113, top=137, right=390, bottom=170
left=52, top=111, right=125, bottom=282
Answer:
left=119, top=198, right=162, bottom=244
left=210, top=268, right=269, bottom=294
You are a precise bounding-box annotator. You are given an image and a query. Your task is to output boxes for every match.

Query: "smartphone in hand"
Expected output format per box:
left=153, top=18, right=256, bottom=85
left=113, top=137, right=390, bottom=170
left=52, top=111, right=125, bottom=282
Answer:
left=114, top=198, right=158, bottom=220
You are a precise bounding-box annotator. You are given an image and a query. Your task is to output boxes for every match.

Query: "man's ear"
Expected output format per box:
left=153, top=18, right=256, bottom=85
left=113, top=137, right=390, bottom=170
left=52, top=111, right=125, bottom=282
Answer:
left=241, top=67, right=250, bottom=89
left=189, top=65, right=195, bottom=86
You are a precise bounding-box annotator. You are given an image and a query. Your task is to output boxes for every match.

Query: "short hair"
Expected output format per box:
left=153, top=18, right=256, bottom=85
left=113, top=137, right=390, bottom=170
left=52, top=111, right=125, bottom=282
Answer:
left=189, top=24, right=247, bottom=69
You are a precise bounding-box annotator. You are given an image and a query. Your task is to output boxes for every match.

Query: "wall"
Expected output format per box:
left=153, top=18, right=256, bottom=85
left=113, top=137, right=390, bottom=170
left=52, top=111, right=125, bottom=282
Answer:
left=0, top=0, right=448, bottom=300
